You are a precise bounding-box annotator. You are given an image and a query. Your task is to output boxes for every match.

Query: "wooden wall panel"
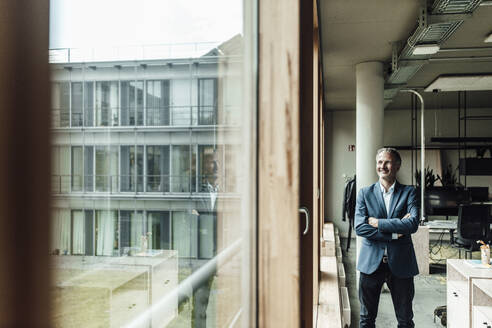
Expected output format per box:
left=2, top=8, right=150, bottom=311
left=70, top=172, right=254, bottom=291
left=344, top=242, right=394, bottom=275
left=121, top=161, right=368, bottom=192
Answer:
left=258, top=0, right=300, bottom=326
left=0, top=1, right=51, bottom=325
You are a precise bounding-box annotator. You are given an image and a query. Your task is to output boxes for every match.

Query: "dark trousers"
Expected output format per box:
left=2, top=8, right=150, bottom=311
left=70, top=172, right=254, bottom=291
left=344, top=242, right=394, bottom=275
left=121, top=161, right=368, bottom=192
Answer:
left=359, top=259, right=415, bottom=328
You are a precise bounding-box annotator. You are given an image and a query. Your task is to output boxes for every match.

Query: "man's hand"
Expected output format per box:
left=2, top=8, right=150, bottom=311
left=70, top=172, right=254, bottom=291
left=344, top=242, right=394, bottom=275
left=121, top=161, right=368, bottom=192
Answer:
left=368, top=217, right=378, bottom=228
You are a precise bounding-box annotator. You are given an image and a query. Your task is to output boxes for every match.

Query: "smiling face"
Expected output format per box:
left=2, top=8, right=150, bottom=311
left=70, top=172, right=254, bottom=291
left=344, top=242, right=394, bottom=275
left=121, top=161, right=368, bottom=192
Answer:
left=376, top=151, right=400, bottom=183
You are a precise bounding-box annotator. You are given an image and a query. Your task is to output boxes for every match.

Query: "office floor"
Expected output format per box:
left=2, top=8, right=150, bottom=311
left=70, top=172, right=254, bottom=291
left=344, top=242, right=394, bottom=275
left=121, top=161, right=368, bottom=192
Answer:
left=340, top=237, right=468, bottom=328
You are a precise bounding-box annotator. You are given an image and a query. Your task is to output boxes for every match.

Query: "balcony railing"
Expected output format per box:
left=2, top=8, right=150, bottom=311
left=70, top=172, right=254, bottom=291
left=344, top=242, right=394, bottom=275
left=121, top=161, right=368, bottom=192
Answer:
left=50, top=105, right=241, bottom=128
left=52, top=174, right=233, bottom=195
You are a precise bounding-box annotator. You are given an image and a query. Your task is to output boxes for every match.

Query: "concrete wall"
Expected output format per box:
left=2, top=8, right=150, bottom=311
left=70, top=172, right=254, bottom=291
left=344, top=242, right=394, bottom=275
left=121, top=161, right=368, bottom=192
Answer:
left=325, top=107, right=492, bottom=237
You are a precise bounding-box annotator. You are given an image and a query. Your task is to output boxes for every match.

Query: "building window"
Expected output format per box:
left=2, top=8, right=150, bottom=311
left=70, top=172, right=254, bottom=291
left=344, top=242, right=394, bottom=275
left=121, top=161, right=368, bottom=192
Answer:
left=95, top=146, right=119, bottom=192
left=171, top=79, right=191, bottom=125
left=198, top=78, right=217, bottom=125
left=120, top=210, right=145, bottom=255
left=172, top=211, right=198, bottom=258
left=95, top=210, right=118, bottom=256
left=51, top=209, right=71, bottom=255
left=147, top=211, right=171, bottom=250
left=198, top=145, right=218, bottom=192
left=52, top=82, right=70, bottom=127
left=146, top=80, right=170, bottom=126
left=84, top=146, right=94, bottom=192
left=95, top=81, right=119, bottom=126
left=71, top=146, right=83, bottom=191
left=71, top=82, right=83, bottom=127
left=171, top=145, right=195, bottom=192
left=146, top=145, right=170, bottom=192
left=121, top=81, right=144, bottom=126
left=120, top=145, right=143, bottom=192
left=52, top=146, right=70, bottom=194
left=71, top=210, right=85, bottom=255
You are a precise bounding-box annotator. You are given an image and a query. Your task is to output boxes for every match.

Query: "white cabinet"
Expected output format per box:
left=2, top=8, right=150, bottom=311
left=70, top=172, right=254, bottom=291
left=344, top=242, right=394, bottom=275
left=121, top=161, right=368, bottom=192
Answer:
left=472, top=280, right=492, bottom=328
left=447, top=259, right=492, bottom=328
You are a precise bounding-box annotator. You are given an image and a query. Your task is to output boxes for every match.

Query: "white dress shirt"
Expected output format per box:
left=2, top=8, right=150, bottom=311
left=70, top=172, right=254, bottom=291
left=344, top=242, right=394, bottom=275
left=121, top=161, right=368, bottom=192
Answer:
left=380, top=181, right=398, bottom=255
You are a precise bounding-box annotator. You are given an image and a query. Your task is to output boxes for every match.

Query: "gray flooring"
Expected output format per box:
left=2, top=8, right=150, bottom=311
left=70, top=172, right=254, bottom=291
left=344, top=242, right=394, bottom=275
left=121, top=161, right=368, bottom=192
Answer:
left=341, top=237, right=447, bottom=328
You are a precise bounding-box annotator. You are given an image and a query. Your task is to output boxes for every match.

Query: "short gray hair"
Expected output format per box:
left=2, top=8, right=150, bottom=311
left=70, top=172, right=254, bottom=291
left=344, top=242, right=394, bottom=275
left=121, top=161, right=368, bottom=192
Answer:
left=376, top=148, right=402, bottom=166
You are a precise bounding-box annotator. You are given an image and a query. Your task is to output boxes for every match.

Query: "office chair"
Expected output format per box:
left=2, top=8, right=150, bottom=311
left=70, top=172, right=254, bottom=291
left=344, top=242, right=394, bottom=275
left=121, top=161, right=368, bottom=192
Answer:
left=452, top=204, right=491, bottom=259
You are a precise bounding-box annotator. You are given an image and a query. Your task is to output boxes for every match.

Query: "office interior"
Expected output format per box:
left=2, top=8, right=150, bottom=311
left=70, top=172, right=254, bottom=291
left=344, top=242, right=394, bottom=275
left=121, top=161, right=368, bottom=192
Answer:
left=321, top=1, right=492, bottom=327
left=2, top=0, right=492, bottom=327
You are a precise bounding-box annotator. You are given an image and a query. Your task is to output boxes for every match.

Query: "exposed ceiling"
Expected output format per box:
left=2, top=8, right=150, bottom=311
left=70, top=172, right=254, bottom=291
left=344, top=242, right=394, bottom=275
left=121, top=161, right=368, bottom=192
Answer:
left=319, top=0, right=492, bottom=111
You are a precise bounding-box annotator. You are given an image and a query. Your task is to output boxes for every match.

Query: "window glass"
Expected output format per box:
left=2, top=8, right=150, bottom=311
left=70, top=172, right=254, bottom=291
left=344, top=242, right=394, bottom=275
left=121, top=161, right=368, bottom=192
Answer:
left=146, top=80, right=170, bottom=126
left=95, top=81, right=119, bottom=126
left=198, top=78, right=217, bottom=125
left=146, top=145, right=170, bottom=192
left=71, top=146, right=83, bottom=191
left=52, top=82, right=70, bottom=127
left=95, top=210, right=118, bottom=256
left=50, top=0, right=256, bottom=326
left=71, top=82, right=83, bottom=126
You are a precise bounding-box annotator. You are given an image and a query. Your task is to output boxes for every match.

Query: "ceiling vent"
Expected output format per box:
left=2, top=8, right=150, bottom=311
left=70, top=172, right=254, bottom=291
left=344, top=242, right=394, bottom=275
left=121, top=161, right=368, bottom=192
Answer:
left=385, top=0, right=481, bottom=102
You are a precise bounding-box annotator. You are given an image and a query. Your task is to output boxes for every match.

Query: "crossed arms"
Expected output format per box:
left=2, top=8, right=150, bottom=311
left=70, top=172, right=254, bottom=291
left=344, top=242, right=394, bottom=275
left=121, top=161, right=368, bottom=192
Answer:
left=354, top=187, right=419, bottom=242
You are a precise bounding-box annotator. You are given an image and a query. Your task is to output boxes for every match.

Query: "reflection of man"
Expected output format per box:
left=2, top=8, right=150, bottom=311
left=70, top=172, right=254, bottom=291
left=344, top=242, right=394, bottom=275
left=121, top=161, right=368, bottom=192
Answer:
left=192, top=149, right=220, bottom=327
left=355, top=148, right=419, bottom=328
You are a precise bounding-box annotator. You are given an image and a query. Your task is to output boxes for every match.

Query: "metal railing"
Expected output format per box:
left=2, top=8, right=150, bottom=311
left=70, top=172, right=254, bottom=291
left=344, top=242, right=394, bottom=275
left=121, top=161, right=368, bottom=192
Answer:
left=50, top=105, right=236, bottom=128
left=49, top=42, right=221, bottom=63
left=52, top=174, right=233, bottom=194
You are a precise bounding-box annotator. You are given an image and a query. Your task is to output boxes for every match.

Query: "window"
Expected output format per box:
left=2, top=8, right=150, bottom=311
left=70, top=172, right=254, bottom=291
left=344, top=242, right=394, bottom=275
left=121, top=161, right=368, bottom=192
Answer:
left=50, top=0, right=256, bottom=326
left=71, top=83, right=83, bottom=126
left=146, top=80, right=170, bottom=126
left=52, top=146, right=70, bottom=194
left=95, top=81, right=119, bottom=126
left=121, top=81, right=143, bottom=126
left=198, top=145, right=218, bottom=192
left=198, top=78, right=217, bottom=125
left=52, top=82, right=70, bottom=127
left=95, top=146, right=118, bottom=192
left=146, top=145, right=170, bottom=192
left=171, top=145, right=195, bottom=192
left=147, top=211, right=171, bottom=250
left=95, top=210, right=118, bottom=256
left=71, top=146, right=83, bottom=191
left=171, top=79, right=191, bottom=125
left=120, top=145, right=144, bottom=192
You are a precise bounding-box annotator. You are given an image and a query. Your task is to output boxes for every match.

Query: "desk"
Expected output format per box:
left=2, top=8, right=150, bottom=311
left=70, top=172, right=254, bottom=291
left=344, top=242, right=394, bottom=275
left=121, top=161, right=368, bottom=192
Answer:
left=425, top=220, right=457, bottom=243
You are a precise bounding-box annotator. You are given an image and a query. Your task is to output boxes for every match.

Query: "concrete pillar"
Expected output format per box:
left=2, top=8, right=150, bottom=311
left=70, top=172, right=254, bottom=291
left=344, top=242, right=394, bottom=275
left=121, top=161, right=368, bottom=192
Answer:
left=355, top=62, right=384, bottom=275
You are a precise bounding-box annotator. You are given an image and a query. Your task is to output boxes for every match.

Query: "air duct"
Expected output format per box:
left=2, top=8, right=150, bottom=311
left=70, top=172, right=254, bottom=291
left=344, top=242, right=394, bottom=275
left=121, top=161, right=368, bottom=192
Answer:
left=385, top=0, right=481, bottom=102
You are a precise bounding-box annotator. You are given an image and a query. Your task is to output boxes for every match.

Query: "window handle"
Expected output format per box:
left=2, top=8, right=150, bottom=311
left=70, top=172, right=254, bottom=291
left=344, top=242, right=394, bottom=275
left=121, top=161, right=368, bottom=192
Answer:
left=299, top=207, right=310, bottom=235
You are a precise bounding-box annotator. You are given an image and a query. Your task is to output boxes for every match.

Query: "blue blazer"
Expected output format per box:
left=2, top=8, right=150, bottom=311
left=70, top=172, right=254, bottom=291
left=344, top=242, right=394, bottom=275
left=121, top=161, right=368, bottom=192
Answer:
left=355, top=181, right=420, bottom=278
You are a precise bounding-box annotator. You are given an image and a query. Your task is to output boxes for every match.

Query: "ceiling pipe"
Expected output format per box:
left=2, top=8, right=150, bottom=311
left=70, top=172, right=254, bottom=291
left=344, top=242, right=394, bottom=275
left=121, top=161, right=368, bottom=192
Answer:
left=399, top=89, right=426, bottom=223
left=429, top=56, right=492, bottom=62
left=439, top=47, right=492, bottom=52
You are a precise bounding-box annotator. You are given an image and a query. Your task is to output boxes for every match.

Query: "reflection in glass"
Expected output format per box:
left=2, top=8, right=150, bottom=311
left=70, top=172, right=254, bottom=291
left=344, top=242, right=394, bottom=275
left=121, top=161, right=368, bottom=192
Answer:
left=147, top=145, right=170, bottom=192
left=121, top=81, right=144, bottom=126
left=198, top=78, right=217, bottom=125
left=146, top=80, right=170, bottom=126
left=95, top=210, right=118, bottom=256
left=52, top=82, right=69, bottom=127
left=148, top=211, right=171, bottom=250
left=95, top=146, right=118, bottom=192
left=71, top=146, right=83, bottom=191
left=95, top=81, right=119, bottom=126
left=50, top=2, right=253, bottom=324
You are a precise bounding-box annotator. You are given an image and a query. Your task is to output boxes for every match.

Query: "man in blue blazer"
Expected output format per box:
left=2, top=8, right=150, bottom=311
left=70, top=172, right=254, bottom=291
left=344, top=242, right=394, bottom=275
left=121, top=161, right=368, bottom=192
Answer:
left=355, top=148, right=419, bottom=328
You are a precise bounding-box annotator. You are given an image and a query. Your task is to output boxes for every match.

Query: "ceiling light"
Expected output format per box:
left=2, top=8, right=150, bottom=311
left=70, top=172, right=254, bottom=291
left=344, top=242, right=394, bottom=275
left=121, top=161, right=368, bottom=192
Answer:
left=412, top=44, right=440, bottom=55
left=485, top=33, right=492, bottom=43
left=425, top=75, right=492, bottom=92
